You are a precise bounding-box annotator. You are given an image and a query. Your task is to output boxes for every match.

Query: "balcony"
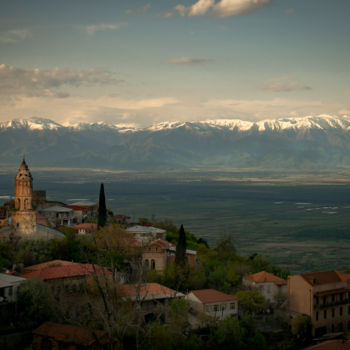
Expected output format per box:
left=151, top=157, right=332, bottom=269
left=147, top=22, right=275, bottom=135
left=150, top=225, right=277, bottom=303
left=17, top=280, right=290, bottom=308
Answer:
left=314, top=299, right=350, bottom=309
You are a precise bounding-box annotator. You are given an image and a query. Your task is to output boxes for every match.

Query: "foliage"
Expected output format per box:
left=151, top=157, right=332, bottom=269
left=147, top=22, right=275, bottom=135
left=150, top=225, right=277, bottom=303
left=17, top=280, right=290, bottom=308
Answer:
left=17, top=278, right=55, bottom=327
left=175, top=224, right=187, bottom=266
left=291, top=314, right=311, bottom=342
left=0, top=241, right=14, bottom=270
left=236, top=290, right=267, bottom=315
left=98, top=183, right=107, bottom=228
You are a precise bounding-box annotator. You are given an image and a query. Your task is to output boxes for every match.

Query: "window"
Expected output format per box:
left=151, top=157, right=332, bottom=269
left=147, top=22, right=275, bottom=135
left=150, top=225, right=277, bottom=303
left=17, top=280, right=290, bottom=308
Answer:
left=323, top=296, right=327, bottom=305
left=214, top=305, right=218, bottom=312
left=340, top=307, right=343, bottom=316
left=324, top=310, right=327, bottom=319
left=8, top=286, right=13, bottom=296
left=332, top=308, right=335, bottom=318
left=340, top=294, right=343, bottom=301
left=206, top=305, right=210, bottom=312
left=230, top=303, right=236, bottom=311
left=221, top=305, right=226, bottom=311
left=151, top=259, right=155, bottom=270
left=316, top=311, right=319, bottom=321
left=332, top=295, right=335, bottom=302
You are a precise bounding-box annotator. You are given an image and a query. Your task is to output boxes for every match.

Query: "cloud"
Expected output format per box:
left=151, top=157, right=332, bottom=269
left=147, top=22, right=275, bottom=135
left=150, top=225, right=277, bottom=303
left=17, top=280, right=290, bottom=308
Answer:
left=285, top=8, right=295, bottom=14
left=0, top=29, right=30, bottom=44
left=175, top=0, right=270, bottom=18
left=259, top=77, right=312, bottom=92
left=0, top=64, right=122, bottom=99
left=339, top=109, right=350, bottom=116
left=155, top=11, right=174, bottom=18
left=125, top=3, right=151, bottom=15
left=164, top=57, right=213, bottom=64
left=85, top=23, right=125, bottom=35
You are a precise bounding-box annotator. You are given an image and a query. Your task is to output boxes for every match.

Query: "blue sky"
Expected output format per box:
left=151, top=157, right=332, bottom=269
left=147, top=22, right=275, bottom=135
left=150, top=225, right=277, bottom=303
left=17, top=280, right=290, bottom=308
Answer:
left=1, top=0, right=349, bottom=126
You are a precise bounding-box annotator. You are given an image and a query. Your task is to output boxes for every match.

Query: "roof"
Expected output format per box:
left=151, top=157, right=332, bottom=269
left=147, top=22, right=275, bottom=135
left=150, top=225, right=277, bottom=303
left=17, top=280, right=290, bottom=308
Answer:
left=71, top=223, right=97, bottom=231
left=315, top=288, right=350, bottom=297
left=0, top=273, right=26, bottom=288
left=115, top=214, right=131, bottom=219
left=244, top=271, right=287, bottom=286
left=341, top=274, right=350, bottom=280
left=21, top=263, right=111, bottom=280
left=307, top=340, right=350, bottom=350
left=190, top=289, right=238, bottom=304
left=126, top=225, right=166, bottom=235
left=148, top=238, right=172, bottom=249
left=302, top=271, right=344, bottom=286
left=69, top=201, right=97, bottom=207
left=41, top=206, right=72, bottom=213
left=24, top=260, right=76, bottom=271
left=33, top=322, right=109, bottom=346
left=119, top=283, right=183, bottom=300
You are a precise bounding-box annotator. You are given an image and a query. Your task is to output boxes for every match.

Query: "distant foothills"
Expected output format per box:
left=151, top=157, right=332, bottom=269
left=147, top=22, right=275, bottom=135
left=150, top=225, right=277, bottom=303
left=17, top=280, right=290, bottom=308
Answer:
left=2, top=115, right=350, bottom=170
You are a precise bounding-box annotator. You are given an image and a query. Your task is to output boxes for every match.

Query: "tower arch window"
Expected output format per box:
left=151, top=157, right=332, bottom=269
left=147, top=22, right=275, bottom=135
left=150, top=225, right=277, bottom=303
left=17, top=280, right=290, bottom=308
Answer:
left=151, top=259, right=155, bottom=270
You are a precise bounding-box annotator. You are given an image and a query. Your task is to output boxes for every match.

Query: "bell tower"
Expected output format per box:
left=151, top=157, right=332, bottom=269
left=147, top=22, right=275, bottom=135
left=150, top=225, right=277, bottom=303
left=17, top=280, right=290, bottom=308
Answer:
left=12, top=159, right=36, bottom=234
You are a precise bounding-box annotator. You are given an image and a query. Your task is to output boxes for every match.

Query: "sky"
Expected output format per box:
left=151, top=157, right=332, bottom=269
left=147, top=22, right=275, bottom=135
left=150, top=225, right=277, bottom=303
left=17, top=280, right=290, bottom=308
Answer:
left=1, top=0, right=349, bottom=126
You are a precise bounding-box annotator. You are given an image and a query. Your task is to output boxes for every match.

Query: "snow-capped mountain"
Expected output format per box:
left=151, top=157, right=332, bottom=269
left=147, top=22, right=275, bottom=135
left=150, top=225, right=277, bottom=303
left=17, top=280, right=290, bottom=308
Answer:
left=1, top=114, right=350, bottom=170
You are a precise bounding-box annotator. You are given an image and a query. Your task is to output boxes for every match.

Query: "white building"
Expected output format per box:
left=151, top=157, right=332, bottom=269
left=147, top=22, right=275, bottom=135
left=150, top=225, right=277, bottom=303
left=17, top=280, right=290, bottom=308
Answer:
left=0, top=273, right=26, bottom=303
left=126, top=225, right=166, bottom=242
left=186, top=289, right=238, bottom=320
left=242, top=271, right=287, bottom=303
left=40, top=206, right=74, bottom=226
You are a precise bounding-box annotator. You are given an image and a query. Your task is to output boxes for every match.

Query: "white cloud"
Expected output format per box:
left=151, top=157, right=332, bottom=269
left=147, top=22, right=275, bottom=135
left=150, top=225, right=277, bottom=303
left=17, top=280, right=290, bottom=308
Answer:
left=164, top=57, right=213, bottom=64
left=0, top=64, right=122, bottom=99
left=259, top=77, right=312, bottom=92
left=0, top=29, right=30, bottom=44
left=175, top=0, right=270, bottom=18
left=85, top=23, right=126, bottom=35
left=125, top=3, right=151, bottom=15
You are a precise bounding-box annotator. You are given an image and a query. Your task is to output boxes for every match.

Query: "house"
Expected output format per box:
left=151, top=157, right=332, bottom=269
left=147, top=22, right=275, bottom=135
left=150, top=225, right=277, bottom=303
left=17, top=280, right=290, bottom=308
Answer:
left=242, top=271, right=287, bottom=303
left=0, top=273, right=26, bottom=303
left=67, top=202, right=98, bottom=223
left=114, top=214, right=130, bottom=225
left=119, top=282, right=184, bottom=321
left=71, top=223, right=97, bottom=235
left=185, top=289, right=238, bottom=320
left=40, top=206, right=75, bottom=226
left=20, top=260, right=112, bottom=296
left=126, top=225, right=166, bottom=242
left=32, top=321, right=118, bottom=350
left=307, top=340, right=350, bottom=350
left=288, top=270, right=350, bottom=337
left=142, top=239, right=197, bottom=272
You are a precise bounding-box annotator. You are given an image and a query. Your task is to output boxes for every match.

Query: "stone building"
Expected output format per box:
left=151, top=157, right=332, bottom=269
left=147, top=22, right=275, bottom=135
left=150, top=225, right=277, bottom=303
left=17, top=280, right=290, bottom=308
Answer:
left=11, top=160, right=36, bottom=235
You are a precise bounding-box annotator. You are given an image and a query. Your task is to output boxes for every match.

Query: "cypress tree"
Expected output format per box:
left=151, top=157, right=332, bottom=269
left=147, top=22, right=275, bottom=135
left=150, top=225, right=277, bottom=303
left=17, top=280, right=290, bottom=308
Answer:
left=98, top=183, right=107, bottom=228
left=175, top=224, right=187, bottom=266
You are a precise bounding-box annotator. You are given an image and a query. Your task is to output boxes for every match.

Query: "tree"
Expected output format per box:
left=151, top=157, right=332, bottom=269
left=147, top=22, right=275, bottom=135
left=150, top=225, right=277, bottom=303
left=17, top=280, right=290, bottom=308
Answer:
left=98, top=183, right=107, bottom=228
left=18, top=278, right=55, bottom=327
left=291, top=314, right=311, bottom=343
left=175, top=224, right=186, bottom=266
left=235, top=290, right=267, bottom=315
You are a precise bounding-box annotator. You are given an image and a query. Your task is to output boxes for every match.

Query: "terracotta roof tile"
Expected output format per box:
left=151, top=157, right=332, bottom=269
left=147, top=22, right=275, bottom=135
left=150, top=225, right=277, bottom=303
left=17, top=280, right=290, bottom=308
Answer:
left=21, top=263, right=111, bottom=280
left=119, top=283, right=177, bottom=298
left=302, top=271, right=344, bottom=286
left=341, top=274, right=350, bottom=281
left=307, top=340, right=350, bottom=350
left=190, top=289, right=238, bottom=304
left=33, top=322, right=109, bottom=346
left=244, top=271, right=287, bottom=285
left=71, top=223, right=98, bottom=231
left=25, top=260, right=77, bottom=271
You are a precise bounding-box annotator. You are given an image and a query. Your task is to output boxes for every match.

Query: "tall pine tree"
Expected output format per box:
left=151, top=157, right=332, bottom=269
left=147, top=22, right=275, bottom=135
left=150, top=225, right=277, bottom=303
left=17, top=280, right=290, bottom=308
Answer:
left=175, top=224, right=187, bottom=266
left=98, top=183, right=107, bottom=228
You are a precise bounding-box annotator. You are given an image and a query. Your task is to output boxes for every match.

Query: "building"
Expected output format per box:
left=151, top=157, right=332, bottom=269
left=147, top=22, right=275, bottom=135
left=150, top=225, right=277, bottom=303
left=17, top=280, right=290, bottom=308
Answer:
left=32, top=322, right=117, bottom=350
left=242, top=271, right=287, bottom=303
left=114, top=214, right=130, bottom=225
left=142, top=238, right=197, bottom=272
left=126, top=225, right=166, bottom=242
left=185, top=289, right=239, bottom=320
left=11, top=159, right=37, bottom=234
left=71, top=223, right=98, bottom=235
left=288, top=270, right=350, bottom=336
left=0, top=273, right=26, bottom=303
left=66, top=202, right=98, bottom=223
left=40, top=206, right=75, bottom=226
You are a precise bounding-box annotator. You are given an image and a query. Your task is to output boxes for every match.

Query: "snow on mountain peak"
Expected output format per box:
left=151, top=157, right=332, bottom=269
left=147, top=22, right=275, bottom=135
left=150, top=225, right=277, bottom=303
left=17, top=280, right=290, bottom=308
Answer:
left=0, top=117, right=62, bottom=130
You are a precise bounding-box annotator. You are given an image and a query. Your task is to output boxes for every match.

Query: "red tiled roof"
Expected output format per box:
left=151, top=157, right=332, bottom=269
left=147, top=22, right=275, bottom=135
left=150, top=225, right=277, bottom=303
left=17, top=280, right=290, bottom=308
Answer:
left=119, top=283, right=177, bottom=298
left=244, top=271, right=287, bottom=286
left=25, top=260, right=77, bottom=271
left=148, top=239, right=172, bottom=249
left=341, top=274, right=350, bottom=280
left=302, top=271, right=344, bottom=286
left=33, top=322, right=109, bottom=346
left=21, top=263, right=111, bottom=280
left=190, top=289, right=238, bottom=304
left=307, top=340, right=350, bottom=350
left=71, top=223, right=98, bottom=231
left=115, top=215, right=131, bottom=219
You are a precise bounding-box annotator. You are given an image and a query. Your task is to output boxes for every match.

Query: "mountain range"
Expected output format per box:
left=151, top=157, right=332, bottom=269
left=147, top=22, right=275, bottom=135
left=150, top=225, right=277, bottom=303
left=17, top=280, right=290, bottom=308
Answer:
left=1, top=115, right=350, bottom=170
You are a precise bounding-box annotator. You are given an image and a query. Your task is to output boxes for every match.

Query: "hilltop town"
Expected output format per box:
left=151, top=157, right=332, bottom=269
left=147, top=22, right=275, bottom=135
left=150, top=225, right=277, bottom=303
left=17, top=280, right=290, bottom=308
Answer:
left=0, top=161, right=350, bottom=350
